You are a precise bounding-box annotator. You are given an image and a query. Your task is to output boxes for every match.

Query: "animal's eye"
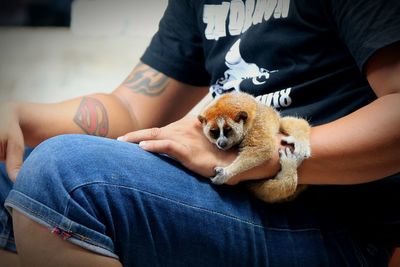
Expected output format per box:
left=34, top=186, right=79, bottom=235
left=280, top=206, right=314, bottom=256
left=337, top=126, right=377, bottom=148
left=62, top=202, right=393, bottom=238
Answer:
left=210, top=128, right=219, bottom=139
left=223, top=127, right=232, bottom=136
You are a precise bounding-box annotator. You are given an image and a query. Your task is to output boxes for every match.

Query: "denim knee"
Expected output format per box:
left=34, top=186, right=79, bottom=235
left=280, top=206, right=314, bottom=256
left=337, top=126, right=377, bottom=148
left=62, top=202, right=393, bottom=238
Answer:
left=0, top=147, right=33, bottom=252
left=5, top=134, right=126, bottom=258
left=7, top=135, right=100, bottom=208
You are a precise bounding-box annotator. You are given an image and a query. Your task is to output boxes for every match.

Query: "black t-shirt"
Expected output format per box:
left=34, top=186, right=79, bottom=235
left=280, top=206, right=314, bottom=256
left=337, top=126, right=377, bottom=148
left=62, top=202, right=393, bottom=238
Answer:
left=141, top=0, right=400, bottom=126
left=141, top=0, right=400, bottom=244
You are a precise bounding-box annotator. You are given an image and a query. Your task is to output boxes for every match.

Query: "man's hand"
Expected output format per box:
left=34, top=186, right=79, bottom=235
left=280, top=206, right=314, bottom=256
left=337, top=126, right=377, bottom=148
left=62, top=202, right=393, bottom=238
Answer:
left=0, top=103, right=24, bottom=182
left=118, top=116, right=233, bottom=178
left=117, top=116, right=282, bottom=185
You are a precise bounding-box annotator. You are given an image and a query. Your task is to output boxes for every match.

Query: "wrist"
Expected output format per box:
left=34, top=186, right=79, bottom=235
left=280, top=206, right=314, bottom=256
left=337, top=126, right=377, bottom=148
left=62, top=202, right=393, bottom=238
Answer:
left=224, top=134, right=284, bottom=185
left=0, top=102, right=20, bottom=126
left=9, top=102, right=38, bottom=147
left=225, top=145, right=282, bottom=185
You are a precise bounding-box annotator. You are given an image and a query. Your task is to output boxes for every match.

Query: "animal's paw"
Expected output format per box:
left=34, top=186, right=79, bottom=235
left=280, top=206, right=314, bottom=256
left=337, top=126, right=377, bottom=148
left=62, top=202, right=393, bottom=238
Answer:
left=279, top=147, right=302, bottom=168
left=211, top=167, right=231, bottom=185
left=281, top=136, right=311, bottom=159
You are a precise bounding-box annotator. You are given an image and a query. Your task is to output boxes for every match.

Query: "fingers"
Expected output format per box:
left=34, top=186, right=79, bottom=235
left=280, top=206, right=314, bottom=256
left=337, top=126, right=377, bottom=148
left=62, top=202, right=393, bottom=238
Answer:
left=118, top=126, right=190, bottom=162
left=6, top=126, right=25, bottom=182
left=118, top=127, right=190, bottom=161
left=118, top=127, right=162, bottom=143
left=138, top=140, right=189, bottom=163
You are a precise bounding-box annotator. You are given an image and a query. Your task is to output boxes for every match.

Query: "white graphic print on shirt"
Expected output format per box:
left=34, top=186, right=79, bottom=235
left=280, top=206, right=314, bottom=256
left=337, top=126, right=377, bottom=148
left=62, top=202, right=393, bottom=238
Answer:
left=203, top=0, right=290, bottom=40
left=210, top=39, right=278, bottom=95
left=205, top=0, right=293, bottom=108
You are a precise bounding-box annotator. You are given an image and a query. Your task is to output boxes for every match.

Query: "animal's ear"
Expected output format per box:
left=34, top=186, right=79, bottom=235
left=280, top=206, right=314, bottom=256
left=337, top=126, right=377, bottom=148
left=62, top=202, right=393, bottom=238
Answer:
left=234, top=111, right=248, bottom=123
left=197, top=115, right=207, bottom=124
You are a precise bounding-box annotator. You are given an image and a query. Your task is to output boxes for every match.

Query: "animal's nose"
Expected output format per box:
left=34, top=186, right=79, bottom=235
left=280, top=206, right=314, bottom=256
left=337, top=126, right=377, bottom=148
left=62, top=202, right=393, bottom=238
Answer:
left=217, top=139, right=228, bottom=149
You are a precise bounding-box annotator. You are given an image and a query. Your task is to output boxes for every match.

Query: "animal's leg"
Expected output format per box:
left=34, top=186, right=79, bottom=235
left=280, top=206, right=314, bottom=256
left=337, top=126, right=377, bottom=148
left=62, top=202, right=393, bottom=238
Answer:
left=247, top=148, right=304, bottom=203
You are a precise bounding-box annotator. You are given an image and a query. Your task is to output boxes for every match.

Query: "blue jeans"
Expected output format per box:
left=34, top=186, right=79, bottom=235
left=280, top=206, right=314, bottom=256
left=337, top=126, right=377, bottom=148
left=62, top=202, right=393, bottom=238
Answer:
left=0, top=134, right=397, bottom=266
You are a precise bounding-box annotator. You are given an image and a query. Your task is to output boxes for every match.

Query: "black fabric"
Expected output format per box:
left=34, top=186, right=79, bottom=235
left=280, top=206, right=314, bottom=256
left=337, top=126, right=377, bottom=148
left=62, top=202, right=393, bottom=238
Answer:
left=141, top=0, right=400, bottom=247
left=328, top=0, right=400, bottom=70
left=141, top=0, right=210, bottom=86
left=141, top=0, right=400, bottom=126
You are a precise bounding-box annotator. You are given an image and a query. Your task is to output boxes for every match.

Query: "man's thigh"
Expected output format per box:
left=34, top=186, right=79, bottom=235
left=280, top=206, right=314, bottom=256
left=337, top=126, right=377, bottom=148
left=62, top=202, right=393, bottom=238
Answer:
left=3, top=134, right=395, bottom=266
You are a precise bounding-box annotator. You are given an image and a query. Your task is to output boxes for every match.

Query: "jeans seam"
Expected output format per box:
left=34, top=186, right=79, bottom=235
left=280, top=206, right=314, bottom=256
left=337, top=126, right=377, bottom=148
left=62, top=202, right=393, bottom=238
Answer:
left=0, top=235, right=15, bottom=244
left=349, top=239, right=369, bottom=266
left=6, top=198, right=110, bottom=251
left=71, top=181, right=343, bottom=233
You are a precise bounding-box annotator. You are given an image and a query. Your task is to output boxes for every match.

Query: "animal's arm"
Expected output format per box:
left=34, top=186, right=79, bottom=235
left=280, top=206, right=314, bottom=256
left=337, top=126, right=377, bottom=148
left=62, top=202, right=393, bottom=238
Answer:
left=213, top=143, right=274, bottom=184
left=279, top=117, right=311, bottom=159
left=298, top=43, right=400, bottom=185
left=279, top=117, right=310, bottom=144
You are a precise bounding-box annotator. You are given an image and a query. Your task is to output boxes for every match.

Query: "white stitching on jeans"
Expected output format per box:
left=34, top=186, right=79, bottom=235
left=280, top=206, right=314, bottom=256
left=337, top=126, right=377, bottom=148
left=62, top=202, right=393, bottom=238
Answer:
left=71, top=181, right=345, bottom=233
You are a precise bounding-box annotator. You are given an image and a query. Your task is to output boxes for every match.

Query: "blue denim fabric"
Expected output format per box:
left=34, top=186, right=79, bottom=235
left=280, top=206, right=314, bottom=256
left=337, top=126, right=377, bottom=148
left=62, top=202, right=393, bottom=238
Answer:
left=0, top=148, right=33, bottom=252
left=1, top=134, right=396, bottom=266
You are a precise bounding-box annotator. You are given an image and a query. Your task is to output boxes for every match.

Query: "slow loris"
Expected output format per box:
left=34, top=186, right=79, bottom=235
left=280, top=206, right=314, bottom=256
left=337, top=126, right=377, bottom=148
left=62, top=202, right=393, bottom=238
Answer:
left=198, top=91, right=311, bottom=203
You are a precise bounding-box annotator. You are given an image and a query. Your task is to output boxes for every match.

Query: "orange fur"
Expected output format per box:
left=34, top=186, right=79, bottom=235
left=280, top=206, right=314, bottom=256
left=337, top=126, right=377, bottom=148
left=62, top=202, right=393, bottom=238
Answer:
left=199, top=91, right=311, bottom=203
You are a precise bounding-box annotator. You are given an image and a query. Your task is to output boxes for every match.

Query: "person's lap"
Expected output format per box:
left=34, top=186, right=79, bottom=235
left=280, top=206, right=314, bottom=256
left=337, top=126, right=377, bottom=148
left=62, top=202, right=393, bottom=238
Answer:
left=0, top=134, right=395, bottom=266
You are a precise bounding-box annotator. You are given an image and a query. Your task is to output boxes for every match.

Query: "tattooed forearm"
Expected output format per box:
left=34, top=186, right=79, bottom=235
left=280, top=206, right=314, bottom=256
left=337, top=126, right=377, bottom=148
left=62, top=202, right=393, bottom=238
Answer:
left=73, top=97, right=109, bottom=137
left=122, top=62, right=169, bottom=96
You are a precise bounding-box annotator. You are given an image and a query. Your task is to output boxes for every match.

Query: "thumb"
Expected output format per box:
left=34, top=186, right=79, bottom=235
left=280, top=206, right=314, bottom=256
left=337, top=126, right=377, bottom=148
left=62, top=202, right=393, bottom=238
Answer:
left=6, top=126, right=25, bottom=182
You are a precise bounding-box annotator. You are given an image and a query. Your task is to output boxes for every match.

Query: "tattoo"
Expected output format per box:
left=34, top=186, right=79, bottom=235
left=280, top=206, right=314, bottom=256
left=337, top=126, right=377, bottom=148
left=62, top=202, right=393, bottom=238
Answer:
left=123, top=62, right=169, bottom=96
left=73, top=97, right=109, bottom=137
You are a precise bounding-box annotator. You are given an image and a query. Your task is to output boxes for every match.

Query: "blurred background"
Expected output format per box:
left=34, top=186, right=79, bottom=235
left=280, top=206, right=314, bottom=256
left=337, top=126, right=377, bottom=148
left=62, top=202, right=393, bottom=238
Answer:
left=0, top=0, right=169, bottom=103
left=0, top=0, right=72, bottom=26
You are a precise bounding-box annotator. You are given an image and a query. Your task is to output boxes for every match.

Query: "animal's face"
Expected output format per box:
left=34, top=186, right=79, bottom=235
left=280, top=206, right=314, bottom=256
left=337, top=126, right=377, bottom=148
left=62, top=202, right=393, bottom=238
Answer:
left=198, top=111, right=248, bottom=150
